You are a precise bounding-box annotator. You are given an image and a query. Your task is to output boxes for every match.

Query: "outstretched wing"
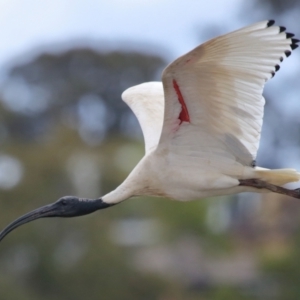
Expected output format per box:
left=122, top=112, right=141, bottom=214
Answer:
left=122, top=82, right=164, bottom=154
left=160, top=20, right=298, bottom=168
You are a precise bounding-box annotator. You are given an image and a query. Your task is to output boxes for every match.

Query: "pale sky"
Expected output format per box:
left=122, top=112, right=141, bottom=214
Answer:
left=0, top=0, right=246, bottom=73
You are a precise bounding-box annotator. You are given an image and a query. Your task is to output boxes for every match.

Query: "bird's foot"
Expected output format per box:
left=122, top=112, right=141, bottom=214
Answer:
left=292, top=188, right=300, bottom=197
left=239, top=179, right=300, bottom=199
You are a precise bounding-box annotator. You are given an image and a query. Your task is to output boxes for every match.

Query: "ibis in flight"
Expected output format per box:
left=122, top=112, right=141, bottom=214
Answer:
left=0, top=20, right=299, bottom=242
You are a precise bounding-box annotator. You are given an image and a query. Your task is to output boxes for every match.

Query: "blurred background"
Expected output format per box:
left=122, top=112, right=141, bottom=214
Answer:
left=0, top=0, right=300, bottom=299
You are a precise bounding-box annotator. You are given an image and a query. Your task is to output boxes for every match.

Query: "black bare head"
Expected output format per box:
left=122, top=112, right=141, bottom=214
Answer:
left=0, top=196, right=112, bottom=242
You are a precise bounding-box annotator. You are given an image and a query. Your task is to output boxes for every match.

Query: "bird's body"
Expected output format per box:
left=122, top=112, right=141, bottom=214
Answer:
left=103, top=20, right=300, bottom=204
left=103, top=130, right=251, bottom=202
left=0, top=20, right=299, bottom=241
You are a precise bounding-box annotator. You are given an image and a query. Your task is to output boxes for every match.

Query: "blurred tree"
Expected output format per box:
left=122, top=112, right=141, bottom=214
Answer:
left=0, top=49, right=164, bottom=144
left=0, top=48, right=169, bottom=300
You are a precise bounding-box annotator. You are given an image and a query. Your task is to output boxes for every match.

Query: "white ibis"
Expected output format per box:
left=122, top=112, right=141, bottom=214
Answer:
left=0, top=20, right=299, bottom=242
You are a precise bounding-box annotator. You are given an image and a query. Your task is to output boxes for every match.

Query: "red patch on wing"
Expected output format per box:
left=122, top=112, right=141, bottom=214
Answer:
left=172, top=79, right=190, bottom=124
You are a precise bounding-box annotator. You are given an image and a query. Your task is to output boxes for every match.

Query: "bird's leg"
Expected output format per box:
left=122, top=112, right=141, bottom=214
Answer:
left=239, top=179, right=300, bottom=199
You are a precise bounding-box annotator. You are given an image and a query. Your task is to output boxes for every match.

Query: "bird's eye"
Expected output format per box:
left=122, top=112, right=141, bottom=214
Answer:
left=61, top=200, right=67, bottom=205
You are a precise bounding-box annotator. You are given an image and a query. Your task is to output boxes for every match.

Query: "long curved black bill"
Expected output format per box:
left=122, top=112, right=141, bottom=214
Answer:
left=0, top=204, right=56, bottom=242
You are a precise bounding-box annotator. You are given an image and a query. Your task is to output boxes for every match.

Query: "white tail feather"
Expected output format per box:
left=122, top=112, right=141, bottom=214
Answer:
left=255, top=167, right=300, bottom=186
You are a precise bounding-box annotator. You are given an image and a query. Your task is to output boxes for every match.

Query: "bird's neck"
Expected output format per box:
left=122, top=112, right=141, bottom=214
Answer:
left=69, top=198, right=114, bottom=215
left=101, top=156, right=153, bottom=205
left=101, top=184, right=134, bottom=205
left=91, top=198, right=113, bottom=210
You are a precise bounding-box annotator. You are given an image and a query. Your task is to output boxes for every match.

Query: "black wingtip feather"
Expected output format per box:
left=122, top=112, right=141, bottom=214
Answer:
left=286, top=32, right=295, bottom=38
left=271, top=71, right=275, bottom=78
left=267, top=20, right=275, bottom=27
left=291, top=38, right=300, bottom=44
left=275, top=65, right=280, bottom=71
left=291, top=44, right=299, bottom=50
left=285, top=50, right=292, bottom=57
left=280, top=56, right=284, bottom=62
left=279, top=26, right=286, bottom=33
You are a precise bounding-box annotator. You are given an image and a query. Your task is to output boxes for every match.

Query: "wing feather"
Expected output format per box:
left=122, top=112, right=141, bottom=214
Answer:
left=159, top=20, right=297, bottom=169
left=122, top=82, right=164, bottom=154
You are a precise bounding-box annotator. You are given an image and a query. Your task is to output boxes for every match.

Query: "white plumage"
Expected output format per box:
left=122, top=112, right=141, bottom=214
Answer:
left=103, top=20, right=300, bottom=204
